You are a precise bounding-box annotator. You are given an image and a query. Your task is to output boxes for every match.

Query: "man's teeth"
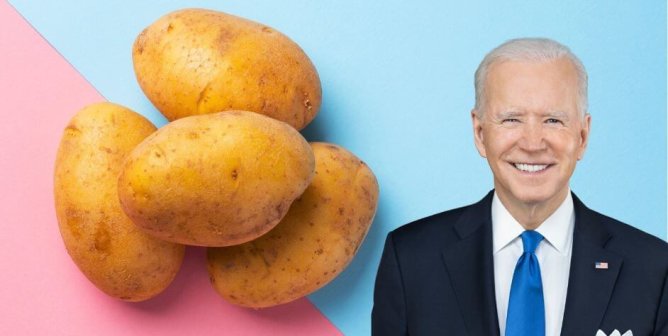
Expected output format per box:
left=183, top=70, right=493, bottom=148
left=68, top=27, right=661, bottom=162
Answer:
left=514, top=163, right=548, bottom=172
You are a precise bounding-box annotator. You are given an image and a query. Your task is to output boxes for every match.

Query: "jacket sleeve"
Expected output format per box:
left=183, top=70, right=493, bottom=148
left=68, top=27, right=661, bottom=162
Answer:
left=655, top=268, right=668, bottom=335
left=372, top=231, right=408, bottom=336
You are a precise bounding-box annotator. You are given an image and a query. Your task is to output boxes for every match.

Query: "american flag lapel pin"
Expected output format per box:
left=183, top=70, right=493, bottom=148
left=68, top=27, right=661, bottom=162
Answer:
left=595, top=261, right=609, bottom=269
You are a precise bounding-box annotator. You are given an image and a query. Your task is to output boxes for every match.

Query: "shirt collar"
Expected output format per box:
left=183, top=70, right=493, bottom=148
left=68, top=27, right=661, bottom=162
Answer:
left=492, top=190, right=575, bottom=255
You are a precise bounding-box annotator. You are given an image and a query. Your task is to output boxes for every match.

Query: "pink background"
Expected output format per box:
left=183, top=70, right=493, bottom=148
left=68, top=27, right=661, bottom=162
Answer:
left=0, top=2, right=340, bottom=334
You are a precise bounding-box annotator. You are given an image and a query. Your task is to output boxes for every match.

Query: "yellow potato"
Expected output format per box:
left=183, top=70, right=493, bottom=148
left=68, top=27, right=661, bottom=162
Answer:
left=118, top=111, right=315, bottom=247
left=207, top=142, right=379, bottom=307
left=133, top=8, right=321, bottom=130
left=54, top=102, right=185, bottom=302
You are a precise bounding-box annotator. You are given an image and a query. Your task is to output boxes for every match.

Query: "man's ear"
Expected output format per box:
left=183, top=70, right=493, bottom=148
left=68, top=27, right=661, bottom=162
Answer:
left=577, top=113, right=591, bottom=161
left=472, top=109, right=487, bottom=158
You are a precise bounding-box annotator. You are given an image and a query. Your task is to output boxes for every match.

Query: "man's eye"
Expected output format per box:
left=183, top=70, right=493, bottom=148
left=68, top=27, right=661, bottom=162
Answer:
left=545, top=118, right=563, bottom=124
left=502, top=118, right=520, bottom=123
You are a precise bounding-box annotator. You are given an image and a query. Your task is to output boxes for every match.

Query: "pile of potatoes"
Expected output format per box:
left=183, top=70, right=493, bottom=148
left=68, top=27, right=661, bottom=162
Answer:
left=53, top=8, right=379, bottom=307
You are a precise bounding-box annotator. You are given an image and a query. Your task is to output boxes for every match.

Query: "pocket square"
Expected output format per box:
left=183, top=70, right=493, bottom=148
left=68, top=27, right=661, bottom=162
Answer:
left=596, top=330, right=632, bottom=336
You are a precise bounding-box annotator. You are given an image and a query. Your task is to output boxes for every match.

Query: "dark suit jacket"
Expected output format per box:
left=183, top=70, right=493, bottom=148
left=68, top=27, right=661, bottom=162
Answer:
left=372, top=191, right=668, bottom=335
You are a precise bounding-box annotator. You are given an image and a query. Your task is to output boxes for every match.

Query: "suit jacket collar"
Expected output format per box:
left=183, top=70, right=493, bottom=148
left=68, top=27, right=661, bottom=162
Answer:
left=560, top=193, right=623, bottom=335
left=442, top=191, right=501, bottom=336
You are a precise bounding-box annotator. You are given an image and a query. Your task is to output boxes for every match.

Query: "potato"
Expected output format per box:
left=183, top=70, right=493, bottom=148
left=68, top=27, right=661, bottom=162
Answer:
left=118, top=110, right=315, bottom=247
left=207, top=142, right=379, bottom=307
left=54, top=102, right=185, bottom=302
left=132, top=8, right=321, bottom=130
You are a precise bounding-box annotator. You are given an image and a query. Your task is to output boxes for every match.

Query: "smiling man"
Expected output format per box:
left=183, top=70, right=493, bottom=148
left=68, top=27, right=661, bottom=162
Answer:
left=372, top=38, right=668, bottom=336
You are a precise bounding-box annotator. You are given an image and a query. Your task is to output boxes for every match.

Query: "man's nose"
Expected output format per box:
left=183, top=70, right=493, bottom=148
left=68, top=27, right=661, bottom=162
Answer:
left=518, top=122, right=546, bottom=151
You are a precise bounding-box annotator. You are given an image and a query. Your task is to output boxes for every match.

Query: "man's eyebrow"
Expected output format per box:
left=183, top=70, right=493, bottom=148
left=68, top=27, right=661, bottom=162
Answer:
left=498, top=110, right=524, bottom=118
left=543, top=110, right=570, bottom=120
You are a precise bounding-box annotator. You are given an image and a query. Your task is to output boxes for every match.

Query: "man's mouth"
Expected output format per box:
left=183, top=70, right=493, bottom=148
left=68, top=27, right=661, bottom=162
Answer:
left=512, top=163, right=550, bottom=173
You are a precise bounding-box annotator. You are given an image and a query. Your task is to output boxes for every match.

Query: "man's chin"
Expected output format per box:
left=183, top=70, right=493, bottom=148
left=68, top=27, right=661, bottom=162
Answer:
left=514, top=196, right=551, bottom=207
left=506, top=187, right=566, bottom=208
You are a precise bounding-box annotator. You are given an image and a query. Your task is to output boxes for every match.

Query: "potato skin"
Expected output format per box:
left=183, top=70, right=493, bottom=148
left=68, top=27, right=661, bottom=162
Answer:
left=118, top=111, right=315, bottom=247
left=53, top=102, right=185, bottom=302
left=133, top=8, right=321, bottom=130
left=207, top=142, right=379, bottom=307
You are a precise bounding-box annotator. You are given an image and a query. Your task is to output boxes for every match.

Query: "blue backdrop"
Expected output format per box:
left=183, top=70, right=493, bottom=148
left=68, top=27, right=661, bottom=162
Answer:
left=10, top=1, right=666, bottom=334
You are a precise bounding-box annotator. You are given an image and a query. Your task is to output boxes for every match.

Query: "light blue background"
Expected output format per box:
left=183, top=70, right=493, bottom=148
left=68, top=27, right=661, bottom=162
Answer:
left=10, top=1, right=666, bottom=334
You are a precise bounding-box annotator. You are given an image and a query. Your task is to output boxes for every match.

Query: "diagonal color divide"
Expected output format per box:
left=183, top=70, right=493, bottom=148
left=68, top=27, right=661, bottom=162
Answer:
left=0, top=2, right=340, bottom=335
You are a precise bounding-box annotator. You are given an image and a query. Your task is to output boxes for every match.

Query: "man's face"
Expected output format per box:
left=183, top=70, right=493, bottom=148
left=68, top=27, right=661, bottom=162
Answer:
left=472, top=58, right=591, bottom=210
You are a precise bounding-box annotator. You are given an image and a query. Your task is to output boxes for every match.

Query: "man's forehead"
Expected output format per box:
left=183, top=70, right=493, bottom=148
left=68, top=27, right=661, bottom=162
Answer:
left=498, top=109, right=570, bottom=116
left=487, top=57, right=577, bottom=79
left=485, top=59, right=579, bottom=97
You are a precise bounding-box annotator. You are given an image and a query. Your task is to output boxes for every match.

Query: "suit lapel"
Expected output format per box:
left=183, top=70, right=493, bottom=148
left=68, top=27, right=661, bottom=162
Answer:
left=560, top=194, right=623, bottom=335
left=442, top=192, right=500, bottom=336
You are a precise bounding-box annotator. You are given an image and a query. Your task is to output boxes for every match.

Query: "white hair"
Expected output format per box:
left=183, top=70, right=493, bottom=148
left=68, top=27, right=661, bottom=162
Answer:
left=474, top=37, right=588, bottom=116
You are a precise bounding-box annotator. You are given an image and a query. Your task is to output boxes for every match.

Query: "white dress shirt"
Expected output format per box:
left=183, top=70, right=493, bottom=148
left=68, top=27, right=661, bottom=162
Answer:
left=493, top=191, right=575, bottom=336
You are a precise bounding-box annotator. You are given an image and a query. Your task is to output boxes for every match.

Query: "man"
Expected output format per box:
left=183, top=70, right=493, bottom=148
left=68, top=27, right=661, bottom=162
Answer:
left=372, top=38, right=668, bottom=336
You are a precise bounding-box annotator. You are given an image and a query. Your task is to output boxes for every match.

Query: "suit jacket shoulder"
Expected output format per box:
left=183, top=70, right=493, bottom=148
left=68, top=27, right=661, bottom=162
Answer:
left=571, top=194, right=668, bottom=273
left=589, top=206, right=668, bottom=259
left=372, top=191, right=499, bottom=336
left=390, top=203, right=469, bottom=252
left=391, top=192, right=494, bottom=253
left=561, top=194, right=668, bottom=336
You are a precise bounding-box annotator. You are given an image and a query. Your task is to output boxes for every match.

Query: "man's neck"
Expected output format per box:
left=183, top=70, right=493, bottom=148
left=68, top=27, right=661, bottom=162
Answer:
left=495, top=188, right=570, bottom=230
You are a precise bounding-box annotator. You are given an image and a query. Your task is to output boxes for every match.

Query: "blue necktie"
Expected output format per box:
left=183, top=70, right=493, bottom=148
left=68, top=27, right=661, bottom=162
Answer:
left=505, top=230, right=545, bottom=336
